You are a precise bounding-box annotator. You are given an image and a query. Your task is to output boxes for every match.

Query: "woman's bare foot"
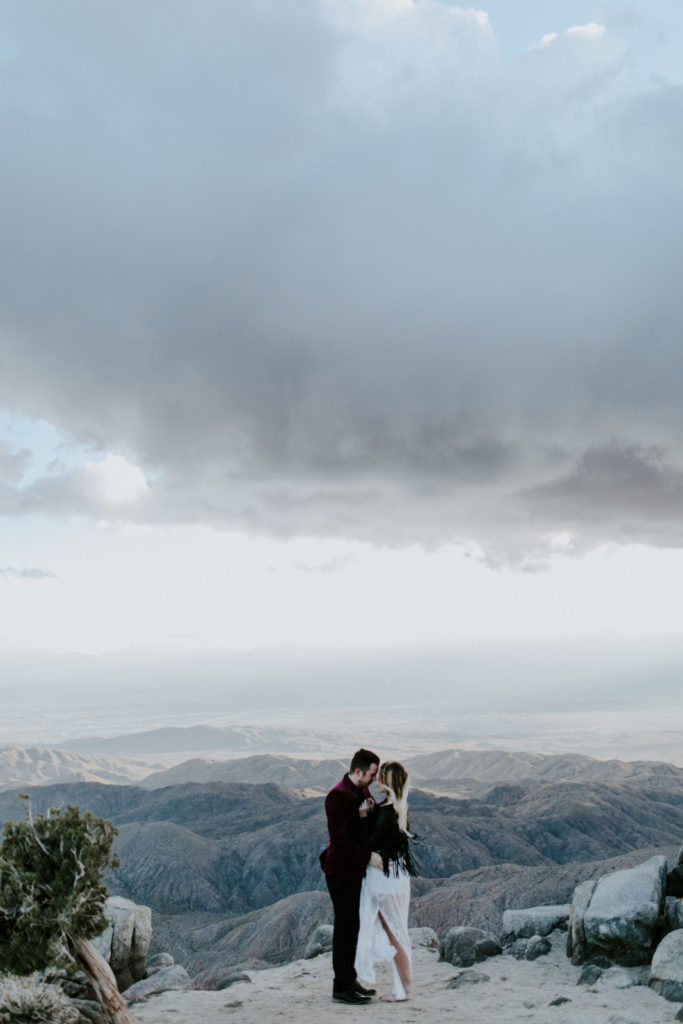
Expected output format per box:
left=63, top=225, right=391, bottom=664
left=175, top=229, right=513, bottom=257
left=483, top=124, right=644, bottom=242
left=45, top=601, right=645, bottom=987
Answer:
left=380, top=991, right=413, bottom=1002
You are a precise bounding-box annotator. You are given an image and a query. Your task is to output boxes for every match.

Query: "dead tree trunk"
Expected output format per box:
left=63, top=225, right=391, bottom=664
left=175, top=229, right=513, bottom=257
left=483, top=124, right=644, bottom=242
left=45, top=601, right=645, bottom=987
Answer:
left=72, top=936, right=138, bottom=1024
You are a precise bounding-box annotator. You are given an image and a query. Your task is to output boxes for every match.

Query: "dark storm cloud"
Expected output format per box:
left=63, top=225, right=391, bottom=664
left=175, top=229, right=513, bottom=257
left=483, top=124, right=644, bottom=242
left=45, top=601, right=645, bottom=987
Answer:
left=1, top=2, right=683, bottom=563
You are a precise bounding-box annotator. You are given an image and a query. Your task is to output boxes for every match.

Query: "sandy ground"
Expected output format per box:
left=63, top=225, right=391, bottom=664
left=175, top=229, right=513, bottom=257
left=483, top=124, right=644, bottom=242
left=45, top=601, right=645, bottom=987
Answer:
left=129, top=938, right=682, bottom=1024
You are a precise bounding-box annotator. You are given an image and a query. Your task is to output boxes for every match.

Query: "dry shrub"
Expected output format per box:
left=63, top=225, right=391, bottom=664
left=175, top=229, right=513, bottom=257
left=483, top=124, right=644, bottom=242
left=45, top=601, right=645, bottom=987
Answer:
left=0, top=972, right=79, bottom=1024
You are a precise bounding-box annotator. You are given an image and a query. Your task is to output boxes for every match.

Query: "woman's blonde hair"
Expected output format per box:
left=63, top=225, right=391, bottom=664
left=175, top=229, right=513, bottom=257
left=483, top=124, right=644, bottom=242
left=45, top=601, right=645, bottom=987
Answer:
left=379, top=761, right=410, bottom=834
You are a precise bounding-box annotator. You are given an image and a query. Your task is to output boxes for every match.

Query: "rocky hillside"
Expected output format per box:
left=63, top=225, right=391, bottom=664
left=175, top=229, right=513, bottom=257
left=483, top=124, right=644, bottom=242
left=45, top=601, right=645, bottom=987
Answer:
left=0, top=745, right=153, bottom=792
left=141, top=753, right=347, bottom=791
left=406, top=748, right=683, bottom=793
left=2, top=774, right=683, bottom=916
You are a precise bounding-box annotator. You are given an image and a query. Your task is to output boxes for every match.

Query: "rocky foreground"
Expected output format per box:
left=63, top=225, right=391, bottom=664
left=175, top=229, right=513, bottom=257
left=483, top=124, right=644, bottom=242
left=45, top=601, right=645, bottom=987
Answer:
left=130, top=938, right=681, bottom=1024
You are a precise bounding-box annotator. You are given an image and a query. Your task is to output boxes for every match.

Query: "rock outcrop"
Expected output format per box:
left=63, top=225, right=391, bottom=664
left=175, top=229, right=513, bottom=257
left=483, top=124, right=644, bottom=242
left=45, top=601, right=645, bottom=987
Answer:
left=649, top=929, right=683, bottom=1002
left=439, top=926, right=501, bottom=967
left=123, top=965, right=193, bottom=1005
left=567, top=855, right=668, bottom=965
left=666, top=897, right=683, bottom=930
left=502, top=904, right=570, bottom=941
left=303, top=924, right=333, bottom=959
left=93, top=896, right=153, bottom=992
left=146, top=953, right=174, bottom=976
left=409, top=926, right=439, bottom=949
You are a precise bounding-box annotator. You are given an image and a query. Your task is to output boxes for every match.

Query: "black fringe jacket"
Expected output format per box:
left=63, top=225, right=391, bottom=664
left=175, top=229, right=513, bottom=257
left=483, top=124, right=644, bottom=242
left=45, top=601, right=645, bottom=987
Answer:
left=363, top=802, right=417, bottom=877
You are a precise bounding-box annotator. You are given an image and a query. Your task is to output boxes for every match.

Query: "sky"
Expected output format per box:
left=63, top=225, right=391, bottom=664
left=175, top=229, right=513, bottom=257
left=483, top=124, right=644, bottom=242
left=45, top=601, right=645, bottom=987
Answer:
left=1, top=0, right=683, bottom=706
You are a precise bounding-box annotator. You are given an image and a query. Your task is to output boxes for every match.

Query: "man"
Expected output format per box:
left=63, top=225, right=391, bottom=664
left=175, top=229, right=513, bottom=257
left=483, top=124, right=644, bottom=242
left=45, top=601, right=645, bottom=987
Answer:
left=321, top=748, right=383, bottom=1005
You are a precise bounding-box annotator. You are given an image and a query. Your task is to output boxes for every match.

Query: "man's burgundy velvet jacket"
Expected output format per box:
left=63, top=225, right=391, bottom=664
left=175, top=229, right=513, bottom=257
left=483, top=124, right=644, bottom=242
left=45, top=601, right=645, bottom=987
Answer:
left=322, top=774, right=373, bottom=877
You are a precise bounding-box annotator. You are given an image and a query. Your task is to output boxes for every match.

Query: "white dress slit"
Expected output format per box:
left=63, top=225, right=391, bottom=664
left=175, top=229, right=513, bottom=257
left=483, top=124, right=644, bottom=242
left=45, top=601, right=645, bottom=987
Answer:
left=354, top=864, right=412, bottom=999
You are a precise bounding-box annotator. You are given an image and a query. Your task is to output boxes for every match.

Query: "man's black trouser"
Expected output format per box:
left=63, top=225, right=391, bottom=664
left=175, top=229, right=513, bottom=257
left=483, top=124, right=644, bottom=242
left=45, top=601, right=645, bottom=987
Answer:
left=325, top=874, right=363, bottom=992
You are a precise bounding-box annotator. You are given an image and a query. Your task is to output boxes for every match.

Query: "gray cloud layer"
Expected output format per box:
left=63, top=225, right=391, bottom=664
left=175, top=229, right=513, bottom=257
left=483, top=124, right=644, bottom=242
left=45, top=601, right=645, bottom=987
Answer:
left=1, top=2, right=683, bottom=564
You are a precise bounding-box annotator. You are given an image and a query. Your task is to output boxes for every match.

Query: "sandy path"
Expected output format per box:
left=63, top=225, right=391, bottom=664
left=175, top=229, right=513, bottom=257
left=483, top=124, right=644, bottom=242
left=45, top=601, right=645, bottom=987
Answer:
left=130, top=940, right=680, bottom=1024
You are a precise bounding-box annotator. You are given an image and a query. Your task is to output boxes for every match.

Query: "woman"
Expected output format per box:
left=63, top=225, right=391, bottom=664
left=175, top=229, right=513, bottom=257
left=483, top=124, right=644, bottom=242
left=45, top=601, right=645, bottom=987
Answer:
left=354, top=760, right=417, bottom=1002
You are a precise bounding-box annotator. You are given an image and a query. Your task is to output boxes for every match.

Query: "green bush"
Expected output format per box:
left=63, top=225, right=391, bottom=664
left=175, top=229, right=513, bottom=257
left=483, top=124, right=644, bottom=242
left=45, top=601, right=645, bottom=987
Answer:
left=0, top=799, right=119, bottom=976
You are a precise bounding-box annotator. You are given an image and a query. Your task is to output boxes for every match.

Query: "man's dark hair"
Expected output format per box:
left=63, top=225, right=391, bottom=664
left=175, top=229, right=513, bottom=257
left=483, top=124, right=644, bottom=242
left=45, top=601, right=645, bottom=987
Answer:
left=349, top=748, right=379, bottom=773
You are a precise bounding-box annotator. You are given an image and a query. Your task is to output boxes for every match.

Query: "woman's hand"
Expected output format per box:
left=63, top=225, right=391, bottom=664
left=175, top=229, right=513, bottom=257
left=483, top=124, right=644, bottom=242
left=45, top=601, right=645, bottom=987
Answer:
left=359, top=798, right=374, bottom=818
left=369, top=852, right=383, bottom=870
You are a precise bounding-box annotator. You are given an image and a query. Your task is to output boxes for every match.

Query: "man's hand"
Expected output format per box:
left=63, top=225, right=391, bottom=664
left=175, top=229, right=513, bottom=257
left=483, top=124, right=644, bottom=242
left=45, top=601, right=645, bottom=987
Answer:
left=359, top=798, right=374, bottom=818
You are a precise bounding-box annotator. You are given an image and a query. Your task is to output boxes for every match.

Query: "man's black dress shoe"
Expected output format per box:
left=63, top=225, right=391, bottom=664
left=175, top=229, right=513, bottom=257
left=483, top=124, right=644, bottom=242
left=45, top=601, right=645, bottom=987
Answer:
left=332, top=989, right=371, bottom=1004
left=354, top=982, right=376, bottom=996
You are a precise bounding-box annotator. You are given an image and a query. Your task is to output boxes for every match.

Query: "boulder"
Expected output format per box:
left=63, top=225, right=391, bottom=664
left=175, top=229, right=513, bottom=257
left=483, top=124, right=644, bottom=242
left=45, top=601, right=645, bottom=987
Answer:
left=502, top=904, right=570, bottom=940
left=666, top=846, right=683, bottom=898
left=216, top=972, right=252, bottom=990
left=409, top=927, right=439, bottom=949
left=303, top=924, right=334, bottom=959
left=90, top=923, right=113, bottom=963
left=598, top=967, right=642, bottom=989
left=440, top=927, right=501, bottom=967
left=67, top=998, right=105, bottom=1024
left=666, top=897, right=683, bottom=931
left=448, top=969, right=490, bottom=988
left=525, top=936, right=552, bottom=961
left=93, top=896, right=153, bottom=992
left=506, top=938, right=531, bottom=960
left=146, top=953, right=174, bottom=976
left=649, top=928, right=683, bottom=1002
left=577, top=964, right=603, bottom=986
left=568, top=856, right=667, bottom=965
left=567, top=880, right=597, bottom=961
left=123, top=965, right=193, bottom=1005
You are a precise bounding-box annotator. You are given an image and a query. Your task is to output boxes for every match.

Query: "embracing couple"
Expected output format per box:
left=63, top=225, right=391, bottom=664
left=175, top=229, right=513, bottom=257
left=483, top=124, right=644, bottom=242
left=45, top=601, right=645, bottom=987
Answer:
left=320, top=748, right=417, bottom=1005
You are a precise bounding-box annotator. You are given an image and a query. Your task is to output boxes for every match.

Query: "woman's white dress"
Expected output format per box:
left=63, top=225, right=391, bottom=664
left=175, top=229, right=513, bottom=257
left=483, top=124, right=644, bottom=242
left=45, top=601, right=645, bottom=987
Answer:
left=355, top=864, right=412, bottom=999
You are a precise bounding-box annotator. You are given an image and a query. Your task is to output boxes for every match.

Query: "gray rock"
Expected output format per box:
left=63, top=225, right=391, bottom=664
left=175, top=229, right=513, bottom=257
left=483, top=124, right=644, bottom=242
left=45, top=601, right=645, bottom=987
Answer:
left=549, top=996, right=571, bottom=1005
left=569, top=856, right=667, bottom=965
left=45, top=971, right=95, bottom=1002
left=567, top=880, right=597, bottom=962
left=526, top=935, right=552, bottom=960
left=90, top=922, right=113, bottom=962
left=123, top=965, right=193, bottom=1004
left=440, top=926, right=501, bottom=967
left=448, top=969, right=490, bottom=988
left=649, top=928, right=683, bottom=1002
left=598, top=967, right=641, bottom=989
left=676, top=1007, right=683, bottom=1023
left=303, top=924, right=334, bottom=959
left=502, top=904, right=570, bottom=940
left=409, top=926, right=439, bottom=949
left=666, top=897, right=683, bottom=931
left=216, top=972, right=252, bottom=991
left=577, top=964, right=603, bottom=986
left=477, top=937, right=503, bottom=959
left=96, top=896, right=153, bottom=992
left=67, top=999, right=104, bottom=1024
left=506, top=938, right=530, bottom=960
left=146, top=952, right=174, bottom=976
left=585, top=955, right=613, bottom=970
